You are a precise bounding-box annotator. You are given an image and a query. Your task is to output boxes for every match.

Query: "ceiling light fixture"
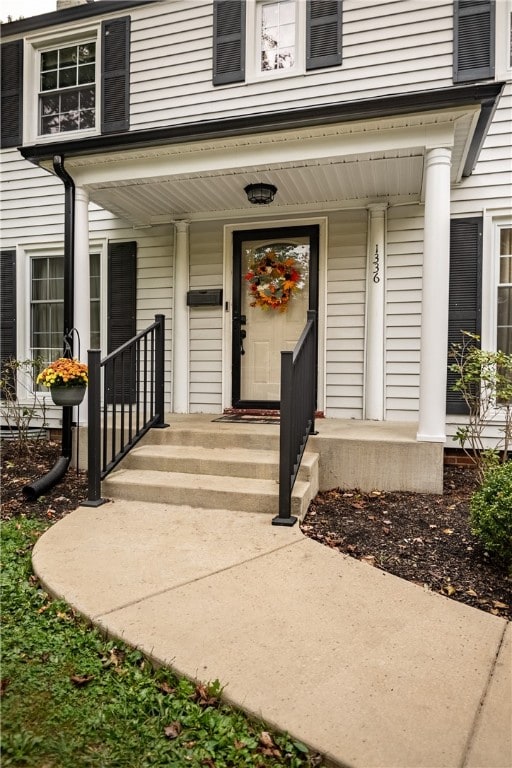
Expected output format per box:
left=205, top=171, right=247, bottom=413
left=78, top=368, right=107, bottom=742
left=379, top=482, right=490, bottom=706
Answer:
left=244, top=183, right=277, bottom=205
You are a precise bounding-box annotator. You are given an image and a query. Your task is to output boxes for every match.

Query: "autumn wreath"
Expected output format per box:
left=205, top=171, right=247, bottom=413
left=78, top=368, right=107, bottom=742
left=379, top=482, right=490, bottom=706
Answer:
left=244, top=249, right=302, bottom=312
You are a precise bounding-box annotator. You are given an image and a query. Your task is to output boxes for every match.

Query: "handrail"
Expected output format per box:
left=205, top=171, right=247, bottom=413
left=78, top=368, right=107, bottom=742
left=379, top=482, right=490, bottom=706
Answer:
left=273, top=310, right=317, bottom=526
left=83, top=314, right=167, bottom=506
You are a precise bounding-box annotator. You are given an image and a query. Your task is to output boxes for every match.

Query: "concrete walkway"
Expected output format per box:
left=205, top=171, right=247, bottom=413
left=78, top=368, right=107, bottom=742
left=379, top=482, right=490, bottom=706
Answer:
left=33, top=501, right=511, bottom=768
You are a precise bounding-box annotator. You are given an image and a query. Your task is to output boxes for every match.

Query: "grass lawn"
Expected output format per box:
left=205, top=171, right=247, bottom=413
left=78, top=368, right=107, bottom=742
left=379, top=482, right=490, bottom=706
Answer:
left=1, top=518, right=319, bottom=768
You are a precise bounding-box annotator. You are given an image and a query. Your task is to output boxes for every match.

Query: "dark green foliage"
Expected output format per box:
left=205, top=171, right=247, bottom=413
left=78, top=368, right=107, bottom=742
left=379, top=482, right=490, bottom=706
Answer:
left=470, top=462, right=512, bottom=566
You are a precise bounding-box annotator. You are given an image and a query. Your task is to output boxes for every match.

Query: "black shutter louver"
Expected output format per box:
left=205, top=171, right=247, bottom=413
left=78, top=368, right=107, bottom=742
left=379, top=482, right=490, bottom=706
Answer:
left=1, top=250, right=17, bottom=399
left=306, top=0, right=342, bottom=70
left=454, top=0, right=495, bottom=82
left=1, top=40, right=23, bottom=148
left=107, top=241, right=136, bottom=404
left=101, top=16, right=130, bottom=133
left=213, top=0, right=246, bottom=85
left=447, top=217, right=483, bottom=414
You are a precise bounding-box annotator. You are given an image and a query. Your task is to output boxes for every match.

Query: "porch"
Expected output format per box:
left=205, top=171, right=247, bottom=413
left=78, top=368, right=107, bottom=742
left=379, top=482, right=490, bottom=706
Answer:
left=78, top=413, right=443, bottom=522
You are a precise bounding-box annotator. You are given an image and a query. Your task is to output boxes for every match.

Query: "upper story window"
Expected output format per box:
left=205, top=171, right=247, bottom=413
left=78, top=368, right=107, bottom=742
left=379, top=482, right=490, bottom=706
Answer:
left=0, top=15, right=130, bottom=149
left=497, top=225, right=512, bottom=354
left=212, top=0, right=342, bottom=86
left=39, top=41, right=96, bottom=135
left=259, top=1, right=297, bottom=73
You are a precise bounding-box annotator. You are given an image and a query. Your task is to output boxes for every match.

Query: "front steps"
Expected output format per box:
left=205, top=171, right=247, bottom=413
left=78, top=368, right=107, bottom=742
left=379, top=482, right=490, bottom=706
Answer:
left=102, top=421, right=319, bottom=519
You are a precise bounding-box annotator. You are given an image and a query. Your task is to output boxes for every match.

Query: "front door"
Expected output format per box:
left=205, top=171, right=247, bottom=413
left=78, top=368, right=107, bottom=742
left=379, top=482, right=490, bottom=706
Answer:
left=232, top=225, right=319, bottom=409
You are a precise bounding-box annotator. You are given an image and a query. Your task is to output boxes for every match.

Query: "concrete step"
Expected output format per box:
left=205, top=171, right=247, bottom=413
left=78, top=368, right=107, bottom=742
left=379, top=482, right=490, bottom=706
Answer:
left=122, top=443, right=318, bottom=483
left=141, top=424, right=281, bottom=451
left=102, top=468, right=312, bottom=518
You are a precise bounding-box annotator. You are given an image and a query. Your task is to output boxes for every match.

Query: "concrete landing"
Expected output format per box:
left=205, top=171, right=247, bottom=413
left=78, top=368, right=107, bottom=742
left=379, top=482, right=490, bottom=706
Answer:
left=32, top=501, right=511, bottom=768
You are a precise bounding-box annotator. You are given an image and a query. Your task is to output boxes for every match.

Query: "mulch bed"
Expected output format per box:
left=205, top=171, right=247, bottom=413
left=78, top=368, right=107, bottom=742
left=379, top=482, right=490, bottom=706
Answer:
left=301, top=464, right=511, bottom=621
left=2, top=440, right=510, bottom=620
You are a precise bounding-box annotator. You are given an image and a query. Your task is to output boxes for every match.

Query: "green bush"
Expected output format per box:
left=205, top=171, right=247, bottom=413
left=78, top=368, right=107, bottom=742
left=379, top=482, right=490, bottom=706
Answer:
left=470, top=461, right=512, bottom=564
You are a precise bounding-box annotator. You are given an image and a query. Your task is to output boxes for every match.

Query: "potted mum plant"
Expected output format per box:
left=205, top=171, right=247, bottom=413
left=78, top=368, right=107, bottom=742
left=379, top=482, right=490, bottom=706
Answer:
left=37, top=357, right=88, bottom=406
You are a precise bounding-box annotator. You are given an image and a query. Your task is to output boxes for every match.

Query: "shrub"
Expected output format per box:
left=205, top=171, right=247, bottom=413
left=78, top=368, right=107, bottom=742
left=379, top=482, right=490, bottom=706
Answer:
left=470, top=461, right=512, bottom=565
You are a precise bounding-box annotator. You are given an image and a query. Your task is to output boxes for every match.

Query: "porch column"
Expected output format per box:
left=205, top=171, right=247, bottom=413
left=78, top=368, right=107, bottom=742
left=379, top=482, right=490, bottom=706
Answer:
left=417, top=146, right=451, bottom=442
left=365, top=203, right=387, bottom=420
left=172, top=220, right=190, bottom=413
left=74, top=186, right=90, bottom=427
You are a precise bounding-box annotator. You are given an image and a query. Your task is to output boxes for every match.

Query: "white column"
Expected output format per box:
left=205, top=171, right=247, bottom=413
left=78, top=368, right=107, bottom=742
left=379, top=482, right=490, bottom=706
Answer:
left=172, top=220, right=190, bottom=413
left=74, top=186, right=90, bottom=427
left=417, top=147, right=451, bottom=442
left=365, top=203, right=387, bottom=420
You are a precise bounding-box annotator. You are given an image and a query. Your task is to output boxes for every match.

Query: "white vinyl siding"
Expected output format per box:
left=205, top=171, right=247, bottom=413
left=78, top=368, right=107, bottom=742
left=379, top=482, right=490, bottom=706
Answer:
left=325, top=209, right=367, bottom=419
left=189, top=221, right=223, bottom=412
left=129, top=0, right=453, bottom=129
left=385, top=206, right=423, bottom=421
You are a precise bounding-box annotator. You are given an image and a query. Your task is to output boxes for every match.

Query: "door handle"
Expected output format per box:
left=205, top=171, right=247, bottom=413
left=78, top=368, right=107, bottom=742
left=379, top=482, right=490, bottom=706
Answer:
left=240, top=329, right=246, bottom=356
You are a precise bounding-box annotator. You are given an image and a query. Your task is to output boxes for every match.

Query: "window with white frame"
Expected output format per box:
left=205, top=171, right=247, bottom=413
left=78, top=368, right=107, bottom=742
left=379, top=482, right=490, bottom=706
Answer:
left=31, top=254, right=101, bottom=380
left=497, top=225, right=512, bottom=354
left=250, top=0, right=303, bottom=78
left=259, top=0, right=297, bottom=72
left=39, top=40, right=96, bottom=135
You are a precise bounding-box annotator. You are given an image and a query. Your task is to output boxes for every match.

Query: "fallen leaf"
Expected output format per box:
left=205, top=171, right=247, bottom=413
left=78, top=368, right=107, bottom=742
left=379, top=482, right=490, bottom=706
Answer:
left=259, top=732, right=277, bottom=749
left=442, top=585, right=457, bottom=596
left=70, top=674, right=94, bottom=687
left=0, top=678, right=10, bottom=697
left=361, top=555, right=376, bottom=566
left=493, top=601, right=509, bottom=609
left=158, top=681, right=175, bottom=695
left=466, top=589, right=478, bottom=597
left=443, top=528, right=454, bottom=535
left=164, top=722, right=182, bottom=740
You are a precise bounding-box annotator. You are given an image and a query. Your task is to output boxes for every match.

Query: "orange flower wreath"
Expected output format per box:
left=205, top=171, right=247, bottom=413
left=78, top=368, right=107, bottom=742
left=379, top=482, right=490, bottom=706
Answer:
left=244, top=250, right=302, bottom=312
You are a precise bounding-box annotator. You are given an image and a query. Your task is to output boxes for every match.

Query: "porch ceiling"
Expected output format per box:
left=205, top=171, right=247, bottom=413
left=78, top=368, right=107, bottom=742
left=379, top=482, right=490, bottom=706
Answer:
left=43, top=105, right=479, bottom=225
left=87, top=151, right=426, bottom=225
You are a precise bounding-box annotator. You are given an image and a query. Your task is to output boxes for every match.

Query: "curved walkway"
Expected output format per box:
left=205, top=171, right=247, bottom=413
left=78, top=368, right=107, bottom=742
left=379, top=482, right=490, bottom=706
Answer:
left=33, top=500, right=511, bottom=768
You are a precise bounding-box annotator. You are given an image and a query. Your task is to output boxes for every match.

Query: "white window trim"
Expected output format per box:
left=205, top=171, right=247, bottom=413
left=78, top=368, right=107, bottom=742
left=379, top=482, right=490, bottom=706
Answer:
left=16, top=240, right=108, bottom=404
left=23, top=21, right=101, bottom=145
left=245, top=0, right=306, bottom=83
left=495, top=0, right=512, bottom=80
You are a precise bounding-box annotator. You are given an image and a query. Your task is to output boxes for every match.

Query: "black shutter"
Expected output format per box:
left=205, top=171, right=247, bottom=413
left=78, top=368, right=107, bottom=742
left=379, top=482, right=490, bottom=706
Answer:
left=107, top=241, right=136, bottom=403
left=447, top=217, right=483, bottom=414
left=454, top=0, right=495, bottom=82
left=306, top=0, right=342, bottom=71
left=1, top=250, right=17, bottom=399
left=101, top=16, right=130, bottom=133
left=213, top=0, right=246, bottom=85
left=1, top=40, right=23, bottom=148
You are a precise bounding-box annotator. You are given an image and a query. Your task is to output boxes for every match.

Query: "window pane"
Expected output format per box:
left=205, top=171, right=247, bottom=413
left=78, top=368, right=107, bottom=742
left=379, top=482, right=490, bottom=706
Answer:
left=497, top=327, right=512, bottom=355
left=500, top=256, right=512, bottom=283
left=79, top=42, right=95, bottom=64
left=59, top=46, right=77, bottom=67
left=61, top=91, right=79, bottom=112
left=497, top=286, right=512, bottom=326
left=41, top=115, right=60, bottom=134
left=79, top=109, right=95, bottom=129
left=40, top=94, right=59, bottom=115
left=78, top=63, right=95, bottom=85
left=41, top=50, right=58, bottom=70
left=41, top=71, right=58, bottom=91
left=501, top=228, right=512, bottom=256
left=59, top=67, right=77, bottom=88
left=79, top=87, right=95, bottom=109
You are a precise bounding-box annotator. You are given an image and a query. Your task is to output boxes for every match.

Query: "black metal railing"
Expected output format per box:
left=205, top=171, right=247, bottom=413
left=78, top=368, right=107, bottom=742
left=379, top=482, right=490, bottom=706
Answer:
left=84, top=314, right=167, bottom=506
left=273, top=310, right=317, bottom=526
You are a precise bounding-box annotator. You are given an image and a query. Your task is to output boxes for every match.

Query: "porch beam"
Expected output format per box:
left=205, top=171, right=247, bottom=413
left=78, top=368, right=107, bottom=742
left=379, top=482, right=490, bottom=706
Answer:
left=417, top=147, right=452, bottom=443
left=172, top=220, right=190, bottom=413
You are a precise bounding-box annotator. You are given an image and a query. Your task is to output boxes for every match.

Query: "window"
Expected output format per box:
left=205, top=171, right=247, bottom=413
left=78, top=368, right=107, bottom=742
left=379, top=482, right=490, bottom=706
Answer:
left=497, top=226, right=512, bottom=354
left=39, top=41, right=96, bottom=135
left=30, top=254, right=101, bottom=378
left=259, top=1, right=297, bottom=73
left=212, top=0, right=342, bottom=85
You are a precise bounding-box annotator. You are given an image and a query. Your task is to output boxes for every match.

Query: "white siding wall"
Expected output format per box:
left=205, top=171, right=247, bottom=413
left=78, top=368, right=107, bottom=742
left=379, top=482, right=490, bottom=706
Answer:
left=325, top=209, right=367, bottom=419
left=189, top=221, right=223, bottom=412
left=130, top=0, right=453, bottom=129
left=386, top=206, right=423, bottom=420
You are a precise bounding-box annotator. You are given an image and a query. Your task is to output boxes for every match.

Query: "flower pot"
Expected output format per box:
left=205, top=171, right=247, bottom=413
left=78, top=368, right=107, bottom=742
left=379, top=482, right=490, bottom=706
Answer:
left=50, top=385, right=86, bottom=407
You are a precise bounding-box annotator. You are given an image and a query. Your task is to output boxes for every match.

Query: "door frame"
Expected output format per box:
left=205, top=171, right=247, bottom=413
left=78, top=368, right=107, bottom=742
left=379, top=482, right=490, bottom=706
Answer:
left=231, top=224, right=320, bottom=410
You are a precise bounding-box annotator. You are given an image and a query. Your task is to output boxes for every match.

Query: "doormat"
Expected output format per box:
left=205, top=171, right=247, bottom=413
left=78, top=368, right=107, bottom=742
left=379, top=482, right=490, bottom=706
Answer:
left=212, top=414, right=280, bottom=424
